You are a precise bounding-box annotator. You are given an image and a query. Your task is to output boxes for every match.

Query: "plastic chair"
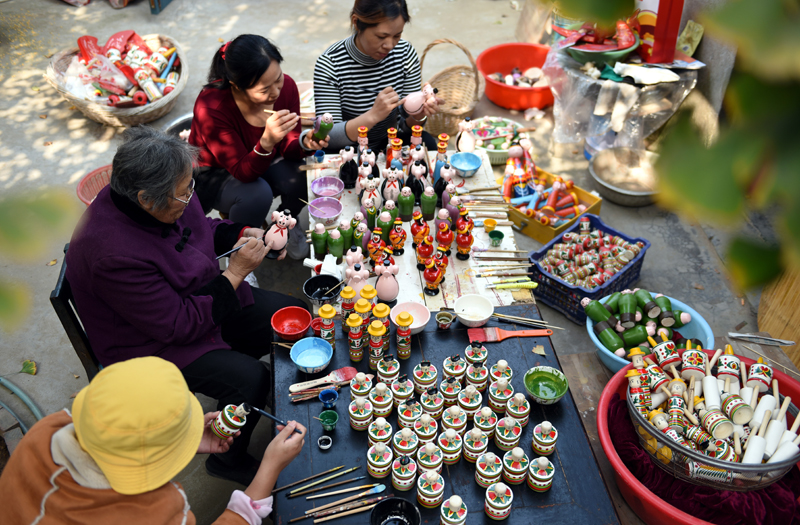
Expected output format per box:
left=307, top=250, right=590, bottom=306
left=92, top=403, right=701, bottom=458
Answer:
left=49, top=244, right=101, bottom=381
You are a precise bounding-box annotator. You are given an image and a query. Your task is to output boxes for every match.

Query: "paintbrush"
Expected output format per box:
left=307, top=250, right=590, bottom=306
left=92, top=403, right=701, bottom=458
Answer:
left=467, top=326, right=553, bottom=343
left=485, top=282, right=538, bottom=290
left=273, top=466, right=344, bottom=493
left=314, top=503, right=377, bottom=523
left=241, top=403, right=303, bottom=434
left=300, top=483, right=383, bottom=511
left=307, top=483, right=380, bottom=500
left=216, top=244, right=246, bottom=260
left=290, top=367, right=358, bottom=393
left=290, top=494, right=391, bottom=523
left=289, top=466, right=361, bottom=496
left=263, top=108, right=315, bottom=121
left=299, top=198, right=327, bottom=215
left=287, top=476, right=367, bottom=498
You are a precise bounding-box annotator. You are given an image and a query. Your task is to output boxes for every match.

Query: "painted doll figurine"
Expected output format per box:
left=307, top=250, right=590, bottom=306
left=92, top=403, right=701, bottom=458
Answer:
left=383, top=200, right=399, bottom=225
left=434, top=163, right=453, bottom=207
left=346, top=263, right=370, bottom=296
left=664, top=377, right=688, bottom=433
left=361, top=197, right=379, bottom=231
left=387, top=136, right=403, bottom=169
left=338, top=220, right=354, bottom=251
left=410, top=125, right=423, bottom=148
left=445, top=195, right=461, bottom=227
left=263, top=209, right=296, bottom=258
left=361, top=177, right=383, bottom=210
left=398, top=187, right=415, bottom=222
left=389, top=219, right=407, bottom=255
left=455, top=224, right=473, bottom=261
left=416, top=235, right=435, bottom=271
left=455, top=117, right=476, bottom=153
left=455, top=207, right=474, bottom=234
left=423, top=258, right=443, bottom=296
left=375, top=246, right=396, bottom=267
left=345, top=245, right=364, bottom=270
left=360, top=148, right=381, bottom=179
left=626, top=369, right=649, bottom=418
left=434, top=208, right=451, bottom=234
left=351, top=211, right=366, bottom=232
left=436, top=221, right=454, bottom=256
left=312, top=112, right=334, bottom=141
left=353, top=223, right=369, bottom=253
left=375, top=259, right=400, bottom=303
left=367, top=228, right=387, bottom=267
left=356, top=161, right=372, bottom=194
left=357, top=125, right=369, bottom=154
left=381, top=167, right=403, bottom=204
left=377, top=212, right=393, bottom=244
left=648, top=409, right=690, bottom=448
left=410, top=211, right=429, bottom=249
left=442, top=182, right=457, bottom=211
left=339, top=145, right=359, bottom=189
left=403, top=82, right=438, bottom=116
left=407, top=161, right=427, bottom=205
left=410, top=147, right=429, bottom=183
left=432, top=140, right=448, bottom=187
left=310, top=223, right=328, bottom=261
left=420, top=186, right=437, bottom=221
left=434, top=245, right=449, bottom=273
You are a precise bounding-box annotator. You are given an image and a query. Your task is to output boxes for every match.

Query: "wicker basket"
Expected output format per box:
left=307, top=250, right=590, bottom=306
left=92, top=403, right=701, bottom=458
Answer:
left=77, top=165, right=112, bottom=206
left=420, top=39, right=485, bottom=138
left=44, top=34, right=189, bottom=127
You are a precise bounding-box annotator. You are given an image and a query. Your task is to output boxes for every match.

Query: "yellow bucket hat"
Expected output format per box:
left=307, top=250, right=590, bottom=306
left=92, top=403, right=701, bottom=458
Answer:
left=72, top=356, right=204, bottom=495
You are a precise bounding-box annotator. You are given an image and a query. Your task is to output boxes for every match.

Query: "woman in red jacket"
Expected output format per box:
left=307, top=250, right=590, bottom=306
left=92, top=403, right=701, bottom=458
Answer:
left=190, top=35, right=327, bottom=226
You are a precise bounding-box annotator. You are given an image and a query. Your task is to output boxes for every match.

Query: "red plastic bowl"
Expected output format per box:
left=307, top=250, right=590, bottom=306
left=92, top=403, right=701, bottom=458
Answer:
left=271, top=306, right=312, bottom=342
left=311, top=317, right=323, bottom=337
left=476, top=43, right=555, bottom=111
left=598, top=352, right=800, bottom=525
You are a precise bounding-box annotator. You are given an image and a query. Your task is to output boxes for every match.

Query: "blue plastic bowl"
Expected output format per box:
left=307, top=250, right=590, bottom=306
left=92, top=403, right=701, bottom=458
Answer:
left=290, top=337, right=333, bottom=374
left=586, top=295, right=714, bottom=374
left=449, top=152, right=482, bottom=178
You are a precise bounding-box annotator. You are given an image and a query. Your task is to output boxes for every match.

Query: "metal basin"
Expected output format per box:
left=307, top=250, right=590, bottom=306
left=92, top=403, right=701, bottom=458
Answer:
left=589, top=147, right=658, bottom=207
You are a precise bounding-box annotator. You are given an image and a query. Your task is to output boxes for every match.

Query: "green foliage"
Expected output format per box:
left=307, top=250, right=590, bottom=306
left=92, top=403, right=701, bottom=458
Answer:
left=19, top=360, right=37, bottom=376
left=550, top=0, right=634, bottom=26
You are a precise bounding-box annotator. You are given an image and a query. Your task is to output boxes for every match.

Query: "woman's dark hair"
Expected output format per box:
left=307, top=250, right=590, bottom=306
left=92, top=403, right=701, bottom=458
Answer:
left=205, top=34, right=283, bottom=90
left=351, top=0, right=410, bottom=33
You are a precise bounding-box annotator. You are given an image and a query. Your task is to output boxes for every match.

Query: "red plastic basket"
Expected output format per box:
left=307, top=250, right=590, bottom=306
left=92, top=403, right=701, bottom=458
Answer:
left=76, top=165, right=112, bottom=206
left=475, top=43, right=555, bottom=110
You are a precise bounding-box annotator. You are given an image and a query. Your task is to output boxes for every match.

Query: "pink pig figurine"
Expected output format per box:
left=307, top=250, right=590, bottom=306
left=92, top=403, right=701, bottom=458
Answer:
left=374, top=259, right=400, bottom=303
left=263, top=209, right=296, bottom=259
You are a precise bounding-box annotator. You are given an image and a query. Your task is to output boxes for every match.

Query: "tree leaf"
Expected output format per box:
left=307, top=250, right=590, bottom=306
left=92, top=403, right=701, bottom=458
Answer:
left=19, top=360, right=37, bottom=376
left=0, top=191, right=79, bottom=261
left=0, top=282, right=31, bottom=333
left=552, top=0, right=634, bottom=26
left=727, top=237, right=782, bottom=288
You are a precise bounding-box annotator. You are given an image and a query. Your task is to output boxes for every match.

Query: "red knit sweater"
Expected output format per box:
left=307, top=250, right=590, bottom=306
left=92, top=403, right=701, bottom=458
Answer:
left=190, top=74, right=307, bottom=183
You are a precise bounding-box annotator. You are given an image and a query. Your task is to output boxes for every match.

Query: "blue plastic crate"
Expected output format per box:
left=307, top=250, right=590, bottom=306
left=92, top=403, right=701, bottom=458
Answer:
left=527, top=214, right=651, bottom=325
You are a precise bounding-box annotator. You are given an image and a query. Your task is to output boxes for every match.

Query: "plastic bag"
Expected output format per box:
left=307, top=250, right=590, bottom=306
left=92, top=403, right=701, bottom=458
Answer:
left=88, top=54, right=133, bottom=92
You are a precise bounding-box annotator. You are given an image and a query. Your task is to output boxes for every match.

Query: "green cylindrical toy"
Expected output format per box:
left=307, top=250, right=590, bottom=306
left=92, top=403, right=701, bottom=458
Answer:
left=311, top=224, right=328, bottom=261
left=338, top=221, right=353, bottom=250
left=594, top=320, right=624, bottom=354
left=634, top=289, right=661, bottom=318
left=385, top=204, right=399, bottom=225
left=582, top=298, right=618, bottom=325
left=604, top=292, right=622, bottom=314
left=672, top=310, right=692, bottom=328
left=621, top=325, right=650, bottom=347
left=398, top=189, right=415, bottom=222
left=617, top=293, right=637, bottom=329
left=377, top=212, right=393, bottom=244
left=654, top=294, right=674, bottom=326
left=327, top=229, right=344, bottom=263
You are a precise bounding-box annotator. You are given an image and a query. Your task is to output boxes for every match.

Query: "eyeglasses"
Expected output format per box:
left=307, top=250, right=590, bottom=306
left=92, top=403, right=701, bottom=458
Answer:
left=171, top=178, right=195, bottom=205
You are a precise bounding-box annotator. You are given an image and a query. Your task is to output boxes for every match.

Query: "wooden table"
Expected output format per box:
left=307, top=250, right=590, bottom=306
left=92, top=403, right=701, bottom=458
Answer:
left=305, top=149, right=535, bottom=310
left=271, top=303, right=618, bottom=525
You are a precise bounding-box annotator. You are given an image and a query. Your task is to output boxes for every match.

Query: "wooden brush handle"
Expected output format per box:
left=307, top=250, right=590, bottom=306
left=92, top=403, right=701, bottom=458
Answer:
left=513, top=328, right=553, bottom=336
left=290, top=373, right=335, bottom=393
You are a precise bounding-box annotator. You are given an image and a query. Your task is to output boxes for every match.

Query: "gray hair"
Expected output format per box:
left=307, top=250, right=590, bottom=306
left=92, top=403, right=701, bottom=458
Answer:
left=110, top=126, right=198, bottom=211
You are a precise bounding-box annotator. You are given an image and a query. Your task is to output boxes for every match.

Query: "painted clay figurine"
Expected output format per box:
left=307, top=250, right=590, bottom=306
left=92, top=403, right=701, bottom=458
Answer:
left=360, top=148, right=381, bottom=179
left=326, top=229, right=344, bottom=263
left=455, top=223, right=473, bottom=261
left=361, top=197, right=378, bottom=231
left=381, top=166, right=403, bottom=204
left=339, top=145, right=359, bottom=189
left=361, top=177, right=383, bottom=210
left=310, top=223, right=328, bottom=261
left=421, top=186, right=437, bottom=221
left=403, top=82, right=438, bottom=116
left=353, top=223, right=369, bottom=254
left=445, top=195, right=461, bottom=227
left=346, top=263, right=370, bottom=296
left=375, top=259, right=400, bottom=303
left=383, top=200, right=398, bottom=225
left=416, top=235, right=435, bottom=270
left=407, top=160, right=426, bottom=205
left=455, top=117, right=476, bottom=152
left=389, top=218, right=406, bottom=255
left=398, top=187, right=415, bottom=222
left=377, top=212, right=393, bottom=244
left=357, top=125, right=369, bottom=154
left=312, top=112, right=333, bottom=141
left=410, top=125, right=423, bottom=148
left=263, top=209, right=296, bottom=258
left=338, top=220, right=354, bottom=250
left=355, top=161, right=372, bottom=194
left=410, top=211, right=429, bottom=249
left=367, top=228, right=387, bottom=267
left=434, top=163, right=453, bottom=207
left=423, top=258, right=443, bottom=296
left=432, top=137, right=449, bottom=186
left=434, top=246, right=449, bottom=281
left=436, top=221, right=454, bottom=256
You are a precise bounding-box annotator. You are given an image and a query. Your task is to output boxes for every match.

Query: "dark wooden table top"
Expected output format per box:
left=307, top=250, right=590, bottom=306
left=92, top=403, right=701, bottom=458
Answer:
left=272, top=303, right=619, bottom=525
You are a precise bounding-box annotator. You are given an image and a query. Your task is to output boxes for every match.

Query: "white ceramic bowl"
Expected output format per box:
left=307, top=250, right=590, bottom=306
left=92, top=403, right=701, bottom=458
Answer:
left=390, top=301, right=431, bottom=335
left=453, top=294, right=494, bottom=327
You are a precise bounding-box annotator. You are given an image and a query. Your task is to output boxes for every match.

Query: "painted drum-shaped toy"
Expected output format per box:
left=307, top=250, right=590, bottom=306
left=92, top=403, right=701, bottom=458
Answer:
left=439, top=376, right=462, bottom=407
left=488, top=379, right=515, bottom=414
left=349, top=398, right=373, bottom=431
left=377, top=354, right=401, bottom=385
left=527, top=456, right=555, bottom=492
left=437, top=429, right=464, bottom=465
left=502, top=447, right=529, bottom=485
left=747, top=362, right=773, bottom=393
left=211, top=404, right=247, bottom=439
left=457, top=386, right=483, bottom=419
left=370, top=382, right=394, bottom=418
left=701, top=408, right=734, bottom=440
left=413, top=362, right=438, bottom=394
left=421, top=387, right=445, bottom=419
left=474, top=406, right=499, bottom=438
left=350, top=372, right=373, bottom=401
left=494, top=416, right=522, bottom=452
left=393, top=427, right=419, bottom=457
left=391, top=455, right=418, bottom=491
left=367, top=442, right=394, bottom=478
left=490, top=360, right=513, bottom=382
left=475, top=452, right=503, bottom=488
left=417, top=469, right=446, bottom=508
left=505, top=393, right=531, bottom=428
left=413, top=413, right=439, bottom=444
left=532, top=421, right=558, bottom=456
left=442, top=405, right=469, bottom=435
left=653, top=340, right=680, bottom=371
left=721, top=392, right=754, bottom=425
left=440, top=495, right=468, bottom=525
left=463, top=427, right=489, bottom=463
left=397, top=399, right=423, bottom=429
left=706, top=438, right=739, bottom=462
left=465, top=342, right=488, bottom=365
left=368, top=417, right=393, bottom=446
left=646, top=363, right=669, bottom=393
left=443, top=354, right=468, bottom=384
left=391, top=375, right=414, bottom=408
left=466, top=362, right=490, bottom=392
left=680, top=349, right=707, bottom=382
left=484, top=482, right=514, bottom=521
left=684, top=424, right=713, bottom=450
left=416, top=441, right=444, bottom=474
left=717, top=354, right=741, bottom=381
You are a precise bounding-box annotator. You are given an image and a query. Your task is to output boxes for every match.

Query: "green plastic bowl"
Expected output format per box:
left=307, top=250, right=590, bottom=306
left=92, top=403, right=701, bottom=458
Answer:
left=319, top=410, right=339, bottom=431
left=566, top=34, right=640, bottom=67
left=524, top=366, right=569, bottom=405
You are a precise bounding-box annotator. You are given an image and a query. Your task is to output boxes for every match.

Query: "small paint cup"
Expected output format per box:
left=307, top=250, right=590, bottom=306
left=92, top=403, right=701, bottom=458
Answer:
left=319, top=388, right=339, bottom=409
left=489, top=230, right=504, bottom=247
left=311, top=318, right=324, bottom=337
left=436, top=312, right=455, bottom=330
left=483, top=219, right=497, bottom=233
left=314, top=150, right=325, bottom=163
left=319, top=410, right=339, bottom=431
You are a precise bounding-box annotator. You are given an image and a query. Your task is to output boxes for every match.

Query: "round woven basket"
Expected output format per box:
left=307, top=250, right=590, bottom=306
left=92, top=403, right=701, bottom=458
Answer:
left=420, top=39, right=485, bottom=138
left=44, top=34, right=189, bottom=127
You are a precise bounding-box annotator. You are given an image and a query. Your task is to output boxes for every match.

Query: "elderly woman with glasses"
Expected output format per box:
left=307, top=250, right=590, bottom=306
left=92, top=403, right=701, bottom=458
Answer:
left=65, top=126, right=308, bottom=486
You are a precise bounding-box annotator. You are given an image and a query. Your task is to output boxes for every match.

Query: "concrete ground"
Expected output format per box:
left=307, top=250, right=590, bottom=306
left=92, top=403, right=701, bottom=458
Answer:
left=0, top=0, right=774, bottom=524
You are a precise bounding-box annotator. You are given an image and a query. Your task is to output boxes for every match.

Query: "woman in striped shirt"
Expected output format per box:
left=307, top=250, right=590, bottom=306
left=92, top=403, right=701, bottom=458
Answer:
left=313, top=0, right=443, bottom=153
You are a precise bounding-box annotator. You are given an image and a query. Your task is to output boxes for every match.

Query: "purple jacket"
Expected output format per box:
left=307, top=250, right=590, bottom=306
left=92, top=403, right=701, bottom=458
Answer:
left=65, top=185, right=254, bottom=369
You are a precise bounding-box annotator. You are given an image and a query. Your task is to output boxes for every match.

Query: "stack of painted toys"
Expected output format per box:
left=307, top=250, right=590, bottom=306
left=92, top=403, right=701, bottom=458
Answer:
left=585, top=289, right=700, bottom=358
left=626, top=338, right=800, bottom=489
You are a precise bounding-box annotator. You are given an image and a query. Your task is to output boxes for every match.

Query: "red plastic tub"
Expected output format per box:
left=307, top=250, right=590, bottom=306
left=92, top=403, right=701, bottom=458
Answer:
left=598, top=352, right=800, bottom=525
left=476, top=43, right=554, bottom=110
left=271, top=306, right=312, bottom=342
left=77, top=165, right=112, bottom=206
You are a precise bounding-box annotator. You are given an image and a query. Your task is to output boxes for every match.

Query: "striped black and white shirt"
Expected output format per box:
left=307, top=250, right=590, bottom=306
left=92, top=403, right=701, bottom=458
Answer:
left=314, top=35, right=422, bottom=152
